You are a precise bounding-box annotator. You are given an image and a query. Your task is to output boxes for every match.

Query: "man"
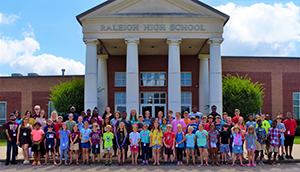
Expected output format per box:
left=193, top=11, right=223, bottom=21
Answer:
left=232, top=109, right=243, bottom=125
left=5, top=113, right=19, bottom=165
left=115, top=111, right=132, bottom=158
left=63, top=106, right=79, bottom=122
left=86, top=109, right=92, bottom=119
left=283, top=112, right=297, bottom=159
left=189, top=105, right=203, bottom=120
left=209, top=105, right=220, bottom=122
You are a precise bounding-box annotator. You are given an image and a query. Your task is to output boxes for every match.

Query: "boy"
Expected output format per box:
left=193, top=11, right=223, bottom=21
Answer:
left=5, top=113, right=19, bottom=165
left=54, top=116, right=63, bottom=156
left=219, top=124, right=230, bottom=164
left=195, top=115, right=201, bottom=124
left=89, top=123, right=102, bottom=165
left=283, top=112, right=297, bottom=159
left=255, top=119, right=267, bottom=165
left=103, top=125, right=114, bottom=166
left=44, top=124, right=57, bottom=165
left=221, top=112, right=228, bottom=125
left=268, top=120, right=280, bottom=165
left=186, top=117, right=199, bottom=134
left=246, top=114, right=256, bottom=130
left=163, top=124, right=175, bottom=166
left=214, top=116, right=223, bottom=133
left=77, top=116, right=84, bottom=131
left=183, top=111, right=191, bottom=132
left=276, top=116, right=286, bottom=160
left=137, top=115, right=144, bottom=132
left=208, top=115, right=214, bottom=125
left=232, top=109, right=243, bottom=125
left=266, top=114, right=272, bottom=126
left=260, top=114, right=271, bottom=155
left=66, top=113, right=76, bottom=132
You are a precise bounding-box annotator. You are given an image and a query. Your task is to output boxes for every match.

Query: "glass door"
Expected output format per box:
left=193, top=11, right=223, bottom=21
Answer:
left=141, top=92, right=166, bottom=117
left=141, top=105, right=152, bottom=117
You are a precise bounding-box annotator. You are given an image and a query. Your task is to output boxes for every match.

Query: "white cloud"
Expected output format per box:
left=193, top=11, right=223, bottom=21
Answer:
left=22, top=24, right=35, bottom=38
left=215, top=2, right=300, bottom=56
left=0, top=12, right=19, bottom=24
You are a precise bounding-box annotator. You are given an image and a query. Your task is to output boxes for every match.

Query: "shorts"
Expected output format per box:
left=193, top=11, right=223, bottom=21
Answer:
left=256, top=142, right=266, bottom=151
left=152, top=145, right=161, bottom=149
left=198, top=145, right=207, bottom=149
left=284, top=135, right=295, bottom=147
left=92, top=145, right=100, bottom=154
left=247, top=148, right=256, bottom=151
left=81, top=142, right=90, bottom=149
left=210, top=142, right=217, bottom=148
left=269, top=145, right=278, bottom=153
left=130, top=145, right=139, bottom=152
left=232, top=145, right=243, bottom=154
left=70, top=143, right=79, bottom=151
left=280, top=139, right=284, bottom=146
left=220, top=143, right=229, bottom=153
left=32, top=144, right=41, bottom=152
left=104, top=146, right=114, bottom=154
left=186, top=147, right=195, bottom=150
left=45, top=145, right=55, bottom=153
left=165, top=147, right=173, bottom=155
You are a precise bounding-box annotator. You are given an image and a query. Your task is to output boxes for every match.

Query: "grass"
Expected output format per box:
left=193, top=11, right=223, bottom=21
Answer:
left=294, top=136, right=300, bottom=144
left=0, top=139, right=6, bottom=146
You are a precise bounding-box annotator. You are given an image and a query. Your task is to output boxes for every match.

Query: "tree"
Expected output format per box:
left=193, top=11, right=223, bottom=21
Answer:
left=222, top=74, right=265, bottom=119
left=49, top=77, right=84, bottom=116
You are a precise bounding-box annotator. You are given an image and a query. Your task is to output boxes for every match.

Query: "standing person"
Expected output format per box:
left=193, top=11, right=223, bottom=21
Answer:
left=116, top=111, right=132, bottom=158
left=245, top=126, right=257, bottom=166
left=214, top=116, right=223, bottom=133
left=160, top=117, right=168, bottom=158
left=102, top=106, right=113, bottom=124
left=140, top=123, right=150, bottom=166
left=231, top=126, right=245, bottom=167
left=268, top=120, right=280, bottom=165
left=63, top=106, right=79, bottom=122
left=185, top=126, right=196, bottom=166
left=226, top=117, right=234, bottom=158
left=246, top=114, right=256, bottom=130
left=186, top=116, right=199, bottom=134
left=31, top=122, right=45, bottom=166
left=143, top=110, right=152, bottom=127
left=283, top=112, right=297, bottom=159
left=221, top=112, right=228, bottom=125
left=266, top=114, right=272, bottom=126
left=171, top=112, right=186, bottom=134
left=137, top=115, right=144, bottom=132
left=69, top=124, right=80, bottom=165
left=77, top=116, right=84, bottom=131
left=66, top=113, right=76, bottom=132
left=219, top=124, right=230, bottom=165
left=175, top=124, right=185, bottom=166
left=168, top=115, right=174, bottom=125
left=36, top=109, right=46, bottom=129
left=25, top=110, right=35, bottom=126
left=232, top=109, right=243, bottom=125
left=58, top=123, right=70, bottom=166
left=129, top=109, right=139, bottom=126
left=167, top=110, right=175, bottom=123
left=129, top=124, right=141, bottom=165
left=50, top=111, right=58, bottom=124
left=79, top=111, right=88, bottom=123
left=116, top=122, right=128, bottom=166
left=33, top=105, right=41, bottom=119
left=195, top=124, right=209, bottom=166
left=80, top=121, right=92, bottom=165
left=14, top=110, right=22, bottom=125
left=54, top=116, right=63, bottom=157
left=183, top=111, right=191, bottom=132
left=189, top=105, right=203, bottom=120
left=202, top=116, right=210, bottom=132
left=276, top=116, right=286, bottom=160
left=208, top=123, right=220, bottom=166
left=5, top=113, right=19, bottom=165
left=89, top=123, right=102, bottom=165
left=195, top=115, right=201, bottom=124
left=86, top=109, right=92, bottom=119
left=163, top=124, right=175, bottom=166
left=260, top=114, right=271, bottom=156
left=237, top=117, right=246, bottom=159
left=43, top=124, right=57, bottom=165
left=209, top=105, right=220, bottom=122
left=254, top=119, right=267, bottom=165
left=17, top=116, right=32, bottom=165
left=156, top=111, right=164, bottom=125
left=89, top=108, right=103, bottom=131
left=103, top=125, right=114, bottom=166
left=277, top=112, right=285, bottom=122
left=149, top=120, right=163, bottom=166
left=112, top=111, right=121, bottom=157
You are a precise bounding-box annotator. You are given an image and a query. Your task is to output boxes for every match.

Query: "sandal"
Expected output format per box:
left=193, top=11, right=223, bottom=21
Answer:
left=76, top=162, right=79, bottom=165
left=216, top=163, right=220, bottom=166
left=58, top=162, right=62, bottom=166
left=240, top=164, right=245, bottom=167
left=221, top=161, right=224, bottom=165
left=206, top=163, right=209, bottom=166
left=231, top=164, right=235, bottom=167
left=185, top=163, right=189, bottom=166
left=69, top=162, right=72, bottom=165
left=193, top=163, right=197, bottom=166
left=65, top=162, right=68, bottom=166
left=225, top=161, right=228, bottom=165
left=82, top=161, right=86, bottom=165
left=153, top=162, right=156, bottom=166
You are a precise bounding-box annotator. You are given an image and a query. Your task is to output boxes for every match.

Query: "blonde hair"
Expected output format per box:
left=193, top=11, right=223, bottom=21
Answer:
left=233, top=126, right=242, bottom=133
left=177, top=124, right=182, bottom=128
left=61, top=122, right=69, bottom=131
left=117, top=122, right=128, bottom=136
left=50, top=111, right=58, bottom=121
left=247, top=125, right=256, bottom=137
left=21, top=116, right=29, bottom=128
left=166, top=124, right=172, bottom=128
left=151, top=120, right=161, bottom=133
left=106, top=125, right=112, bottom=129
left=93, top=123, right=99, bottom=128
left=188, top=126, right=194, bottom=131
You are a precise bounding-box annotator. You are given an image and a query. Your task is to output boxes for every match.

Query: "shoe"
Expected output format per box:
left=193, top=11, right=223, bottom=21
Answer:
left=247, top=163, right=251, bottom=166
left=109, top=162, right=112, bottom=166
left=259, top=161, right=265, bottom=165
left=164, top=162, right=168, bottom=166
left=229, top=156, right=232, bottom=159
left=180, top=161, right=184, bottom=165
left=32, top=161, right=36, bottom=166
left=5, top=162, right=9, bottom=165
left=290, top=156, right=294, bottom=159
left=23, top=161, right=26, bottom=165
left=105, top=162, right=108, bottom=166
left=11, top=161, right=17, bottom=165
left=177, top=161, right=180, bottom=165
left=37, top=161, right=41, bottom=166
left=252, top=163, right=256, bottom=166
left=146, top=160, right=149, bottom=166
left=171, top=162, right=175, bottom=166
left=285, top=155, right=290, bottom=159
left=142, top=160, right=145, bottom=166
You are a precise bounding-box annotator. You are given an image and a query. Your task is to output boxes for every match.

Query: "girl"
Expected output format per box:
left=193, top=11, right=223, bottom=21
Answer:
left=195, top=124, right=209, bottom=166
left=245, top=125, right=257, bottom=166
left=116, top=122, right=128, bottom=166
left=149, top=120, right=163, bottom=165
left=202, top=116, right=210, bottom=132
left=130, top=109, right=139, bottom=126
left=24, top=110, right=35, bottom=126
left=70, top=124, right=80, bottom=165
left=80, top=121, right=92, bottom=165
left=208, top=123, right=220, bottom=166
left=140, top=123, right=150, bottom=165
left=102, top=117, right=112, bottom=135
left=112, top=111, right=121, bottom=157
left=50, top=111, right=58, bottom=124
left=185, top=126, right=196, bottom=166
left=237, top=117, right=246, bottom=159
left=160, top=117, right=168, bottom=158
left=58, top=123, right=70, bottom=166
left=14, top=110, right=22, bottom=125
left=31, top=122, right=45, bottom=166
left=89, top=108, right=103, bottom=130
left=36, top=109, right=46, bottom=129
left=227, top=117, right=234, bottom=158
left=156, top=111, right=164, bottom=125
left=175, top=124, right=185, bottom=166
left=129, top=124, right=141, bottom=165
left=143, top=111, right=152, bottom=127
left=102, top=106, right=113, bottom=123
left=17, top=116, right=32, bottom=165
left=231, top=126, right=245, bottom=167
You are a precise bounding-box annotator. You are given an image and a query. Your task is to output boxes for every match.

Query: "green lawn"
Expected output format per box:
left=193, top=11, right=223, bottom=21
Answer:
left=294, top=136, right=300, bottom=144
left=0, top=139, right=6, bottom=146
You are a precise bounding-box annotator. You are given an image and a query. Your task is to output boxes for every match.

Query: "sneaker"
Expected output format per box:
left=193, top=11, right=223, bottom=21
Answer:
left=177, top=161, right=180, bottom=165
left=247, top=163, right=251, bottom=166
left=164, top=162, right=168, bottom=166
left=259, top=161, right=265, bottom=165
left=105, top=162, right=108, bottom=166
left=180, top=161, right=183, bottom=165
left=142, top=160, right=145, bottom=166
left=171, top=162, right=175, bottom=166
left=109, top=162, right=112, bottom=166
left=37, top=161, right=41, bottom=166
left=5, top=162, right=9, bottom=165
left=290, top=156, right=294, bottom=159
left=146, top=160, right=149, bottom=165
left=23, top=161, right=26, bottom=165
left=285, top=155, right=290, bottom=159
left=195, top=156, right=198, bottom=159
left=252, top=163, right=256, bottom=167
left=11, top=161, right=17, bottom=165
left=229, top=156, right=233, bottom=159
left=32, top=161, right=36, bottom=166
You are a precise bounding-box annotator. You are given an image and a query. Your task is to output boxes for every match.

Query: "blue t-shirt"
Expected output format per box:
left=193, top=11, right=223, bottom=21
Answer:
left=276, top=123, right=286, bottom=140
left=143, top=119, right=152, bottom=126
left=185, top=133, right=196, bottom=147
left=15, top=119, right=22, bottom=125
left=176, top=132, right=185, bottom=148
left=186, top=123, right=199, bottom=134
left=80, top=128, right=92, bottom=143
left=215, top=123, right=223, bottom=132
left=45, top=131, right=56, bottom=147
left=140, top=130, right=150, bottom=143
left=59, top=130, right=70, bottom=149
left=77, top=123, right=84, bottom=131
left=245, top=121, right=256, bottom=129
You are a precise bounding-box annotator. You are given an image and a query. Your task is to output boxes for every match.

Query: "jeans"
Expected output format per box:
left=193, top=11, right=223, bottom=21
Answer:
left=6, top=141, right=17, bottom=163
left=141, top=143, right=149, bottom=160
left=60, top=149, right=68, bottom=160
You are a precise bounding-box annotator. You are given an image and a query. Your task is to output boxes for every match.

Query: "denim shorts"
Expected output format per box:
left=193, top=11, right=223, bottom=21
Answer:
left=198, top=145, right=207, bottom=149
left=81, top=142, right=90, bottom=149
left=152, top=145, right=161, bottom=149
left=186, top=147, right=195, bottom=150
left=280, top=139, right=284, bottom=146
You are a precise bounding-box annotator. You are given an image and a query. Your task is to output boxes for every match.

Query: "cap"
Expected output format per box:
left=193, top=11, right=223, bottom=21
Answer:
left=208, top=115, right=213, bottom=118
left=10, top=113, right=15, bottom=117
left=190, top=116, right=196, bottom=120
left=48, top=124, right=54, bottom=128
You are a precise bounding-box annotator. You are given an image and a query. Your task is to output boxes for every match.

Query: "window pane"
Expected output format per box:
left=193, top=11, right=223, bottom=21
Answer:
left=181, top=73, right=184, bottom=78
left=154, top=99, right=159, bottom=104
left=115, top=73, right=121, bottom=80
left=122, top=80, right=126, bottom=86
left=185, top=93, right=191, bottom=99
left=115, top=80, right=121, bottom=86
left=160, top=99, right=166, bottom=104
left=117, top=106, right=126, bottom=113
left=181, top=99, right=185, bottom=104
left=160, top=73, right=165, bottom=79
left=122, top=99, right=126, bottom=105
left=294, top=93, right=300, bottom=100
left=141, top=99, right=144, bottom=104
left=185, top=80, right=191, bottom=86
left=294, top=100, right=299, bottom=106
left=147, top=73, right=152, bottom=79
left=141, top=73, right=146, bottom=79
left=116, top=99, right=121, bottom=104
left=181, top=80, right=184, bottom=86
left=294, top=107, right=299, bottom=119
left=160, top=93, right=165, bottom=98
left=185, top=73, right=191, bottom=79
left=154, top=93, right=159, bottom=98
left=116, top=93, right=121, bottom=99
left=0, top=120, right=6, bottom=125
left=181, top=93, right=185, bottom=99
left=0, top=103, right=6, bottom=118
left=122, top=93, right=126, bottom=98
left=122, top=73, right=126, bottom=79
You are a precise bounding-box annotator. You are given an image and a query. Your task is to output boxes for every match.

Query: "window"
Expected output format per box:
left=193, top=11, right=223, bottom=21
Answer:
left=48, top=101, right=57, bottom=118
left=181, top=92, right=191, bottom=115
left=181, top=72, right=191, bottom=86
left=115, top=93, right=126, bottom=113
left=140, top=72, right=166, bottom=86
left=0, top=102, right=6, bottom=125
left=293, top=93, right=300, bottom=119
left=115, top=72, right=126, bottom=86
left=141, top=92, right=166, bottom=104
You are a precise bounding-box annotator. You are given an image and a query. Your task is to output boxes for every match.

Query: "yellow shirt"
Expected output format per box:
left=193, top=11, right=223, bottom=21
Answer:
left=29, top=118, right=35, bottom=126
left=149, top=129, right=163, bottom=145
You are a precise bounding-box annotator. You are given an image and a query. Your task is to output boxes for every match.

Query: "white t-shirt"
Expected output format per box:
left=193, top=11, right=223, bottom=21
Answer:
left=129, top=132, right=141, bottom=146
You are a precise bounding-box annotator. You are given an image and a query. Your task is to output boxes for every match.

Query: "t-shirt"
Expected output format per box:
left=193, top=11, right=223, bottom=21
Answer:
left=66, top=120, right=76, bottom=132
left=54, top=123, right=62, bottom=139
left=255, top=126, right=267, bottom=144
left=80, top=128, right=92, bottom=143
left=256, top=120, right=271, bottom=133
left=129, top=132, right=141, bottom=146
left=208, top=130, right=219, bottom=143
left=71, top=131, right=80, bottom=143
left=185, top=133, right=196, bottom=147
left=176, top=132, right=185, bottom=148
left=189, top=112, right=203, bottom=119
left=246, top=121, right=256, bottom=130
left=130, top=117, right=139, bottom=126
left=90, top=131, right=102, bottom=145
left=232, top=132, right=243, bottom=146
left=183, top=118, right=191, bottom=131
left=137, top=122, right=143, bottom=130
left=160, top=125, right=167, bottom=134
left=209, top=112, right=220, bottom=121
left=140, top=130, right=150, bottom=143
left=45, top=131, right=56, bottom=147
left=215, top=123, right=222, bottom=132
left=143, top=118, right=152, bottom=127
left=232, top=116, right=244, bottom=125
left=186, top=123, right=199, bottom=134
left=77, top=123, right=84, bottom=131
left=195, top=130, right=208, bottom=147
left=220, top=130, right=230, bottom=144
left=245, top=133, right=257, bottom=149
left=149, top=129, right=163, bottom=145
left=103, top=132, right=114, bottom=148
left=4, top=121, right=19, bottom=142
left=283, top=119, right=297, bottom=136
left=276, top=123, right=286, bottom=139
left=163, top=132, right=175, bottom=147
left=171, top=119, right=186, bottom=134
left=203, top=123, right=210, bottom=132
left=31, top=129, right=45, bottom=142
left=59, top=130, right=70, bottom=149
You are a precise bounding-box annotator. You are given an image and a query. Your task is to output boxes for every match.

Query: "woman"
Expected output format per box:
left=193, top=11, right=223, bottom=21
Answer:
left=17, top=116, right=32, bottom=165
left=14, top=110, right=22, bottom=125
left=24, top=110, right=35, bottom=126
left=33, top=105, right=41, bottom=119
left=111, top=111, right=121, bottom=157
left=35, top=109, right=47, bottom=157
left=88, top=107, right=103, bottom=130
left=50, top=111, right=58, bottom=124
left=102, top=106, right=113, bottom=124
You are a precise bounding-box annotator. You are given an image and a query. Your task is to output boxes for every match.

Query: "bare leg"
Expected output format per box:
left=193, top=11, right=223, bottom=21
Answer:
left=199, top=149, right=203, bottom=165
left=118, top=149, right=121, bottom=164
left=44, top=152, right=48, bottom=165
left=156, top=150, right=160, bottom=165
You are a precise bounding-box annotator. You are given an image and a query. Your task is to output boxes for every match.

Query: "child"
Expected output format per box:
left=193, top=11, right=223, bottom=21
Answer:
left=58, top=123, right=70, bottom=166
left=149, top=120, right=163, bottom=165
left=140, top=123, right=150, bottom=165
left=175, top=124, right=185, bottom=165
left=80, top=121, right=92, bottom=165
left=208, top=115, right=214, bottom=125
left=246, top=114, right=256, bottom=130
left=185, top=126, right=196, bottom=166
left=276, top=116, right=286, bottom=160
left=232, top=109, right=243, bottom=125
left=43, top=124, right=57, bottom=165
left=31, top=122, right=45, bottom=166
left=195, top=115, right=201, bottom=124
left=219, top=123, right=230, bottom=165
left=231, top=126, right=245, bottom=167
left=202, top=116, right=210, bottom=132
left=268, top=120, right=280, bottom=165
left=195, top=124, right=209, bottom=166
left=130, top=109, right=139, bottom=126
left=70, top=124, right=80, bottom=165
left=186, top=116, right=199, bottom=134
left=163, top=124, right=175, bottom=166
left=54, top=116, right=63, bottom=157
left=221, top=112, right=228, bottom=125
left=5, top=113, right=19, bottom=165
left=208, top=123, right=220, bottom=166
left=90, top=123, right=102, bottom=165
left=214, top=116, right=223, bottom=133
left=260, top=114, right=270, bottom=156
left=77, top=116, right=84, bottom=131
left=116, top=122, right=128, bottom=166
left=143, top=110, right=152, bottom=127
left=283, top=112, right=297, bottom=159
left=245, top=125, right=257, bottom=166
left=137, top=115, right=144, bottom=132
left=183, top=111, right=191, bottom=132
left=66, top=113, right=76, bottom=132
left=103, top=125, right=114, bottom=166
left=226, top=117, right=234, bottom=158
left=129, top=124, right=141, bottom=165
left=237, top=116, right=246, bottom=159
left=255, top=119, right=267, bottom=165
left=160, top=117, right=168, bottom=158
left=102, top=117, right=111, bottom=135
left=17, top=116, right=32, bottom=165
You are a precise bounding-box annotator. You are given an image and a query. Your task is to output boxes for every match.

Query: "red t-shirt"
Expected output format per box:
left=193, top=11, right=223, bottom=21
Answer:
left=163, top=132, right=175, bottom=147
left=54, top=123, right=62, bottom=138
left=283, top=119, right=297, bottom=136
left=204, top=123, right=210, bottom=132
left=232, top=116, right=243, bottom=125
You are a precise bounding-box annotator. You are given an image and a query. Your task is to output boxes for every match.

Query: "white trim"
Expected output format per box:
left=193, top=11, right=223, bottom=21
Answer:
left=140, top=92, right=167, bottom=117
left=0, top=101, right=7, bottom=125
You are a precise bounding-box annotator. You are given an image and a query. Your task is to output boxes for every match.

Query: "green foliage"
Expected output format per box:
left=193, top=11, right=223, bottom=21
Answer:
left=49, top=77, right=84, bottom=116
left=223, top=74, right=265, bottom=119
left=296, top=119, right=300, bottom=126
left=295, top=126, right=300, bottom=136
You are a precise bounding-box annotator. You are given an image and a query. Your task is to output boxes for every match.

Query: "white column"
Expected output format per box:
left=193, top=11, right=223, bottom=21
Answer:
left=198, top=54, right=209, bottom=116
left=84, top=38, right=99, bottom=111
left=97, top=54, right=108, bottom=112
left=167, top=38, right=182, bottom=115
left=208, top=38, right=224, bottom=115
left=125, top=38, right=140, bottom=115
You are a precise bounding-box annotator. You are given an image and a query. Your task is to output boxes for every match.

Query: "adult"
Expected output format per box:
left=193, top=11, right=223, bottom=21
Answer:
left=115, top=111, right=132, bottom=158
left=209, top=105, right=220, bottom=122
left=63, top=106, right=79, bottom=122
left=50, top=111, right=58, bottom=124
left=88, top=107, right=103, bottom=130
left=189, top=105, right=203, bottom=119
left=86, top=109, right=92, bottom=119
left=283, top=112, right=297, bottom=159
left=5, top=113, right=19, bottom=165
left=16, top=116, right=32, bottom=165
left=102, top=106, right=113, bottom=123
left=171, top=112, right=186, bottom=134
left=14, top=110, right=22, bottom=125
left=24, top=110, right=35, bottom=126
left=33, top=105, right=41, bottom=119
left=232, top=109, right=243, bottom=125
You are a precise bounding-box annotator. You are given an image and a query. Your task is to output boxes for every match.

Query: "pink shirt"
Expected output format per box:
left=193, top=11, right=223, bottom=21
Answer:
left=171, top=119, right=186, bottom=134
left=31, top=129, right=45, bottom=141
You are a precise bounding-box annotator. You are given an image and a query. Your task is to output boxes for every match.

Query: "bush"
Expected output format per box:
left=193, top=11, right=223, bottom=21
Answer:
left=296, top=119, right=300, bottom=126
left=295, top=126, right=300, bottom=136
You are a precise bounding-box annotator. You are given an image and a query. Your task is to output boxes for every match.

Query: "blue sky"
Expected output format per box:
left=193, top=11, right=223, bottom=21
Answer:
left=0, top=0, right=299, bottom=76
